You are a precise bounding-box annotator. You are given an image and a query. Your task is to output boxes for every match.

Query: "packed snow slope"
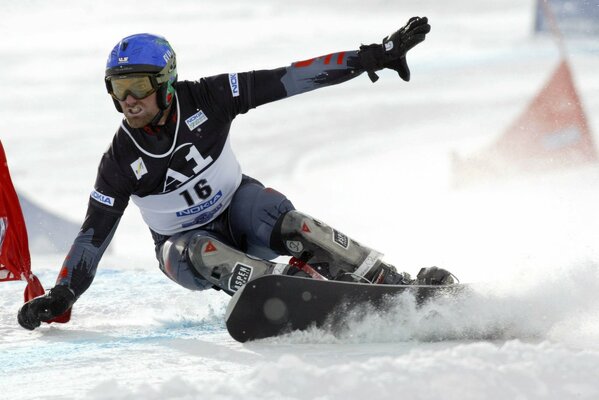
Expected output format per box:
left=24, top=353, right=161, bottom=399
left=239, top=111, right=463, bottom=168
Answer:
left=1, top=0, right=599, bottom=399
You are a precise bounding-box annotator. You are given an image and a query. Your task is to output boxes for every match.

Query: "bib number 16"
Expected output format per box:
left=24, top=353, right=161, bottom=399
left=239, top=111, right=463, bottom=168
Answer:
left=180, top=179, right=212, bottom=206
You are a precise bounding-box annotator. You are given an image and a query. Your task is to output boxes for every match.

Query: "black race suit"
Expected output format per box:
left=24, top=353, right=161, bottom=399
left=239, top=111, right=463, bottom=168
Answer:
left=56, top=50, right=368, bottom=299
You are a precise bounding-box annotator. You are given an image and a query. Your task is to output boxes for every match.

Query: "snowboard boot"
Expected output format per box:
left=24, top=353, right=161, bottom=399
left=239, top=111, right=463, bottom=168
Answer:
left=272, top=210, right=411, bottom=284
left=187, top=235, right=304, bottom=295
left=415, top=266, right=456, bottom=285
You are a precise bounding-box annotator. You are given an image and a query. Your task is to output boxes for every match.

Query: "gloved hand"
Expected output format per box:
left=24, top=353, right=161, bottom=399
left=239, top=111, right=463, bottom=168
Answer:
left=359, top=16, right=431, bottom=82
left=18, top=285, right=75, bottom=330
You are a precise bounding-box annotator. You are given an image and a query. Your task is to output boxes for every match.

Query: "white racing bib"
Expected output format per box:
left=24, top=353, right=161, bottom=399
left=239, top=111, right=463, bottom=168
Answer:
left=131, top=138, right=242, bottom=235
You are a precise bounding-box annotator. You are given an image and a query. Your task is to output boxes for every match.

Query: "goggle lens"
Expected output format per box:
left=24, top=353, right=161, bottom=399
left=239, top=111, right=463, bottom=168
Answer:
left=109, top=75, right=156, bottom=101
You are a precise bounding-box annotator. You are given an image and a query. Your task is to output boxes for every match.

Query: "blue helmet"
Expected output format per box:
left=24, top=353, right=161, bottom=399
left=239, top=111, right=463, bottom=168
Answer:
left=105, top=33, right=177, bottom=111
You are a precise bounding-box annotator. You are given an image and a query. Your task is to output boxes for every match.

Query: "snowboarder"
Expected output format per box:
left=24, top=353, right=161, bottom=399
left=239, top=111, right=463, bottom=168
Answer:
left=18, top=17, right=454, bottom=330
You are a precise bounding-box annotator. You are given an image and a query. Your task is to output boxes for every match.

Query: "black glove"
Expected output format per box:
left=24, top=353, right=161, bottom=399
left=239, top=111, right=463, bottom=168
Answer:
left=18, top=285, right=75, bottom=330
left=359, top=16, right=431, bottom=82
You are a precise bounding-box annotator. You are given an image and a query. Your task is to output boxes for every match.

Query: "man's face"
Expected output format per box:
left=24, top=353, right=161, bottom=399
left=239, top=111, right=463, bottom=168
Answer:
left=118, top=92, right=160, bottom=128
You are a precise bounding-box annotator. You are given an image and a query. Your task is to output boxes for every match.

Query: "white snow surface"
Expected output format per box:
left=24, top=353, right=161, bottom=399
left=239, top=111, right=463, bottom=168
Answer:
left=2, top=0, right=599, bottom=399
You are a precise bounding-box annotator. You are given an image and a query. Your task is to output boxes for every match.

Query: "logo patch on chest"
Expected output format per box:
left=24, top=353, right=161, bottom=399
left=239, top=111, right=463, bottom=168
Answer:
left=130, top=157, right=148, bottom=180
left=185, top=110, right=208, bottom=131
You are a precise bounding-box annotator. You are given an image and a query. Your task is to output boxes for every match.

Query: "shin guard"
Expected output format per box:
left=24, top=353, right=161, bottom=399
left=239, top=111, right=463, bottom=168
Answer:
left=273, top=210, right=389, bottom=282
left=188, top=235, right=290, bottom=295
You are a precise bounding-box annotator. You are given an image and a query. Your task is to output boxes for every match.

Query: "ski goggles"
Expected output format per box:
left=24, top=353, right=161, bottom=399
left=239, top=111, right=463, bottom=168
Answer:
left=107, top=74, right=158, bottom=101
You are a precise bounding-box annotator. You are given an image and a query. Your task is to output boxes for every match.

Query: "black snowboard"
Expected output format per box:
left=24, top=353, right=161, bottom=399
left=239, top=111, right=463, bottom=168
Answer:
left=225, top=274, right=466, bottom=342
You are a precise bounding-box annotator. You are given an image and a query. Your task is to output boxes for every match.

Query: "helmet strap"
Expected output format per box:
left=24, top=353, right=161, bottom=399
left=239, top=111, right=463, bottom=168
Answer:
left=150, top=109, right=165, bottom=127
left=149, top=98, right=175, bottom=127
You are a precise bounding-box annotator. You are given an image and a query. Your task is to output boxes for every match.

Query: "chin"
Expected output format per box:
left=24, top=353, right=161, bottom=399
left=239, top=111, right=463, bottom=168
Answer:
left=125, top=115, right=150, bottom=128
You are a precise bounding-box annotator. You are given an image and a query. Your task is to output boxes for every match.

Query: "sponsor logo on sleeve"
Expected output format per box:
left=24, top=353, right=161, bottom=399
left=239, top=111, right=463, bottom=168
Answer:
left=228, top=73, right=240, bottom=97
left=229, top=263, right=253, bottom=292
left=185, top=110, right=208, bottom=131
left=90, top=190, right=115, bottom=207
left=130, top=157, right=148, bottom=180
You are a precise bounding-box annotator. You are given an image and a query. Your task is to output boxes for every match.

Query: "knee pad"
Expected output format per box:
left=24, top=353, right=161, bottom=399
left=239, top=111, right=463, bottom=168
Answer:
left=158, top=232, right=213, bottom=291
left=272, top=210, right=384, bottom=280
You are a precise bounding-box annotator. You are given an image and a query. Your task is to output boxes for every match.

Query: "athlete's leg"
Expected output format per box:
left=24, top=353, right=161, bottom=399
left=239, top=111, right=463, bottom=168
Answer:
left=186, top=176, right=300, bottom=294
left=156, top=230, right=217, bottom=291
left=187, top=235, right=293, bottom=295
left=219, top=176, right=410, bottom=284
left=157, top=226, right=295, bottom=295
left=270, top=210, right=413, bottom=284
left=227, top=175, right=295, bottom=260
left=183, top=176, right=452, bottom=288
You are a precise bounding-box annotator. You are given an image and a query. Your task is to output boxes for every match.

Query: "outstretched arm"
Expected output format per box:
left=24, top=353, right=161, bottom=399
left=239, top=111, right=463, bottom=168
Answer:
left=253, top=16, right=431, bottom=105
left=199, top=17, right=431, bottom=119
left=251, top=49, right=363, bottom=106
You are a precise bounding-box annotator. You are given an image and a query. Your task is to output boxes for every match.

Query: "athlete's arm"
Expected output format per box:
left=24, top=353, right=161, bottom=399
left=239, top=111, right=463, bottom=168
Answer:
left=17, top=203, right=122, bottom=330
left=192, top=17, right=431, bottom=122
left=251, top=49, right=364, bottom=106
left=55, top=148, right=132, bottom=298
left=253, top=16, right=431, bottom=105
left=18, top=147, right=131, bottom=330
left=55, top=203, right=122, bottom=297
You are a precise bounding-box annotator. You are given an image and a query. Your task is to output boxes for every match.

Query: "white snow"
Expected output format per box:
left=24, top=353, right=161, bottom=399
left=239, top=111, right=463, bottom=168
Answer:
left=2, top=0, right=599, bottom=399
